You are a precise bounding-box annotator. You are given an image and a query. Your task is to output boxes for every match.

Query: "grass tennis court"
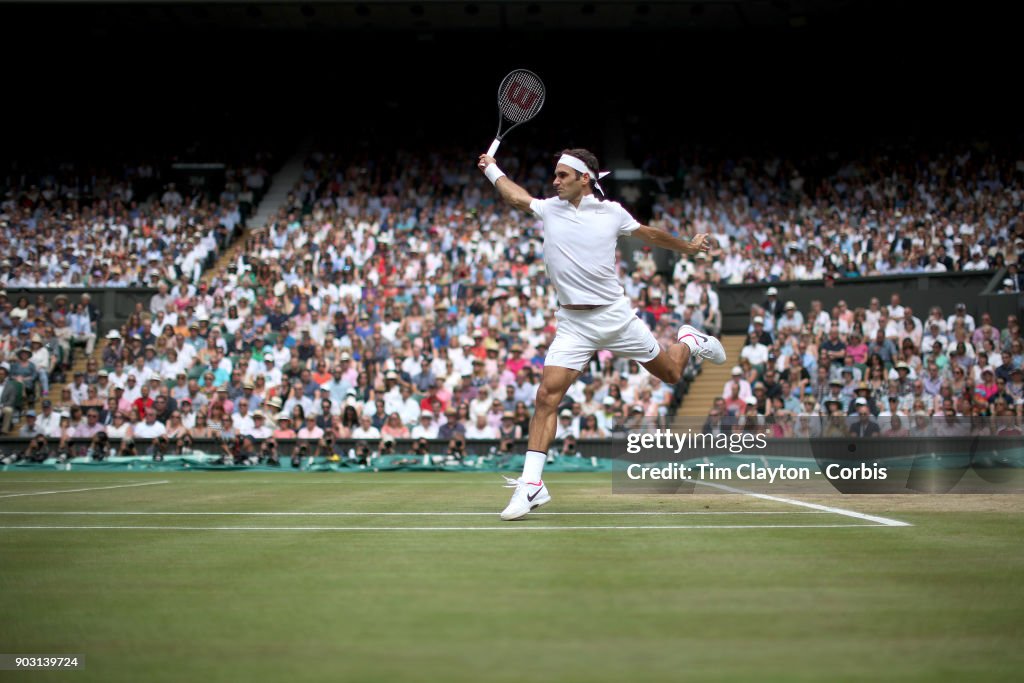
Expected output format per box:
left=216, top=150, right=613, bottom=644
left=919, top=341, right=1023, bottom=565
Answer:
left=1, top=471, right=1021, bottom=682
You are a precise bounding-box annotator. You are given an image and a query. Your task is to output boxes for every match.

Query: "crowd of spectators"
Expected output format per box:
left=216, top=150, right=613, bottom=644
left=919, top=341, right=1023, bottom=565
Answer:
left=0, top=148, right=697, bottom=458
left=0, top=155, right=274, bottom=289
left=712, top=292, right=1024, bottom=438
left=0, top=291, right=102, bottom=433
left=2, top=143, right=1022, bottom=463
left=638, top=143, right=1024, bottom=284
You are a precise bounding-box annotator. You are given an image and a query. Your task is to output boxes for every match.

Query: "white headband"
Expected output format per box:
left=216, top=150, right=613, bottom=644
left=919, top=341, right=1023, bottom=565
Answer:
left=557, top=154, right=611, bottom=195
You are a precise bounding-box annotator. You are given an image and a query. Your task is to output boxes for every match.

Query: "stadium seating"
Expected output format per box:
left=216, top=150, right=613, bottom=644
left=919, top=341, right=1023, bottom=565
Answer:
left=1, top=143, right=1021, bottom=459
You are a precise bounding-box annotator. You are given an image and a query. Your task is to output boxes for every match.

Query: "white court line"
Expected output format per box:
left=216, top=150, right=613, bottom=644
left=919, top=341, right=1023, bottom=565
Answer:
left=0, top=480, right=163, bottom=484
left=691, top=480, right=912, bottom=527
left=0, top=510, right=828, bottom=516
left=0, top=524, right=888, bottom=531
left=0, top=481, right=169, bottom=499
left=169, top=479, right=607, bottom=485
left=0, top=478, right=912, bottom=526
left=0, top=479, right=604, bottom=485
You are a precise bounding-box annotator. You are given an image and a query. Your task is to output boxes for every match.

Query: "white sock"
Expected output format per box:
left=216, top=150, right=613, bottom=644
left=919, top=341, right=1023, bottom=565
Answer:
left=521, top=450, right=546, bottom=484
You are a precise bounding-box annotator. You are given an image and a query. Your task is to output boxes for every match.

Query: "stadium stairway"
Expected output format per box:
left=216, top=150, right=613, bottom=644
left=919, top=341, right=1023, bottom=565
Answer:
left=201, top=142, right=313, bottom=283
left=246, top=141, right=313, bottom=230
left=56, top=339, right=109, bottom=398
left=673, top=334, right=746, bottom=420
left=200, top=229, right=254, bottom=285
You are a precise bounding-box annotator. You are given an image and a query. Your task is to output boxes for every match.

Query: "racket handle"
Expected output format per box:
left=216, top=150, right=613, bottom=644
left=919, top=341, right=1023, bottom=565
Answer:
left=486, top=138, right=501, bottom=157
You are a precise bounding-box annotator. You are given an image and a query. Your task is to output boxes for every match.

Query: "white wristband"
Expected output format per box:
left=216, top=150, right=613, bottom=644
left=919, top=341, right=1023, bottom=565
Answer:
left=484, top=163, right=506, bottom=185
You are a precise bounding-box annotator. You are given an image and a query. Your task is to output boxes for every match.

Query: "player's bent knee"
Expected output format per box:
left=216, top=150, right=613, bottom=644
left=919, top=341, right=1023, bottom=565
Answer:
left=535, top=387, right=561, bottom=412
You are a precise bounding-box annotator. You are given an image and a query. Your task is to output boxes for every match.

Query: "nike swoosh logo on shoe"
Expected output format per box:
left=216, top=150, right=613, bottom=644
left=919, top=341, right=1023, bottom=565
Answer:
left=527, top=486, right=544, bottom=502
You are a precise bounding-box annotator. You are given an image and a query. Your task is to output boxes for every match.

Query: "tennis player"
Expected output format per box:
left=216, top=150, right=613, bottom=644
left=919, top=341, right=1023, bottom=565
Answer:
left=478, top=148, right=727, bottom=520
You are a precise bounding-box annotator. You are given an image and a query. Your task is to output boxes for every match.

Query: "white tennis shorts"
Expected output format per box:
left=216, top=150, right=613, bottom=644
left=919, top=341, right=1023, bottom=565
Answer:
left=545, top=297, right=661, bottom=371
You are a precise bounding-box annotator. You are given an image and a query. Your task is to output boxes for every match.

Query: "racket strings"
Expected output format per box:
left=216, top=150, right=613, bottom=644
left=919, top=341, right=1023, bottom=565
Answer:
left=498, top=71, right=545, bottom=123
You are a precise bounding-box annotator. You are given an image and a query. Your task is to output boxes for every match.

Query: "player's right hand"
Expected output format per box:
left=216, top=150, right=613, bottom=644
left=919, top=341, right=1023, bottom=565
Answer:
left=478, top=154, right=496, bottom=171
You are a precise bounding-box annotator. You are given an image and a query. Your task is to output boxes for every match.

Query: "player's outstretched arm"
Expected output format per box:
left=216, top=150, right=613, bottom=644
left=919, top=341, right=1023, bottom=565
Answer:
left=633, top=226, right=712, bottom=257
left=478, top=154, right=534, bottom=212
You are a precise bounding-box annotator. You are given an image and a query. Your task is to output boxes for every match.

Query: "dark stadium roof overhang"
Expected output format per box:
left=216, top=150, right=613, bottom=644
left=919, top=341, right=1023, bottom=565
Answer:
left=0, top=1, right=941, bottom=34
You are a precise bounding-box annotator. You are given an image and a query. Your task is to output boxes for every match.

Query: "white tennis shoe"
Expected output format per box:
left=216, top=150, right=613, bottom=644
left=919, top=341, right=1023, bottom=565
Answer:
left=500, top=476, right=551, bottom=521
left=677, top=325, right=727, bottom=364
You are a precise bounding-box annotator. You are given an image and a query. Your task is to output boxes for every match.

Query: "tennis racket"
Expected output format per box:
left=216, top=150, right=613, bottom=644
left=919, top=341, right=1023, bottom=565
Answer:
left=486, top=69, right=546, bottom=157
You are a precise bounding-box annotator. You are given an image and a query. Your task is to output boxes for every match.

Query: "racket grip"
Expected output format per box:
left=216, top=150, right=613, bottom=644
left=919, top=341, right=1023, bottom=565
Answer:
left=486, top=138, right=501, bottom=157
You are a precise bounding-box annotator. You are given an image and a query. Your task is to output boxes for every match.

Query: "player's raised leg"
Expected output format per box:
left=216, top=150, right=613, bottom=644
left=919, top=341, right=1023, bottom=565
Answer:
left=640, top=324, right=726, bottom=384
left=641, top=343, right=692, bottom=385
left=501, top=364, right=579, bottom=521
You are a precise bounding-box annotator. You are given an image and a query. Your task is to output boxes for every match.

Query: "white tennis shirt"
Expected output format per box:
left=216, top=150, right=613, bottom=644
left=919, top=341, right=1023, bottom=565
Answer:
left=530, top=194, right=640, bottom=305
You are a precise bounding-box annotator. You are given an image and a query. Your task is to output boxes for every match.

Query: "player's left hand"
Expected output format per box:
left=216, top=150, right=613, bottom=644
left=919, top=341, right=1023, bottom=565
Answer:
left=478, top=154, right=496, bottom=171
left=691, top=234, right=712, bottom=253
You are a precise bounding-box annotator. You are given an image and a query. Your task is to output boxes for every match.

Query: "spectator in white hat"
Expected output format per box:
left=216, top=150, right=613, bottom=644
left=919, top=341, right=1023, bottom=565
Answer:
left=777, top=301, right=804, bottom=336
left=411, top=410, right=439, bottom=439
left=763, top=286, right=783, bottom=321
left=28, top=334, right=53, bottom=397
left=740, top=331, right=770, bottom=368
left=554, top=408, right=578, bottom=441
left=722, top=366, right=752, bottom=402
left=748, top=315, right=773, bottom=346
